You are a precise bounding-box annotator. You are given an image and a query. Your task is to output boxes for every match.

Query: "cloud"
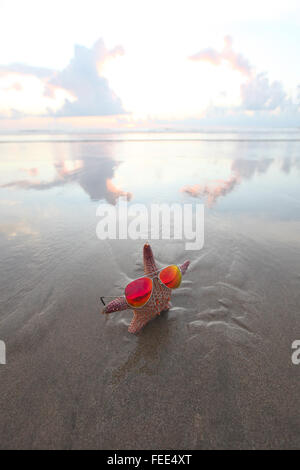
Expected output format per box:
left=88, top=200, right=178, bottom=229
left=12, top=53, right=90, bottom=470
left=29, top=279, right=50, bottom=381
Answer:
left=187, top=35, right=300, bottom=125
left=49, top=39, right=125, bottom=116
left=189, top=35, right=252, bottom=76
left=189, top=47, right=222, bottom=66
left=0, top=63, right=54, bottom=79
left=0, top=38, right=125, bottom=118
left=240, top=73, right=287, bottom=110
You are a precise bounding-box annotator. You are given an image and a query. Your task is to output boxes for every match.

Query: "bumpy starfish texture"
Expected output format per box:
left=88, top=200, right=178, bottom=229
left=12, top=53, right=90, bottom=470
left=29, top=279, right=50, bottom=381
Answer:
left=102, top=244, right=190, bottom=334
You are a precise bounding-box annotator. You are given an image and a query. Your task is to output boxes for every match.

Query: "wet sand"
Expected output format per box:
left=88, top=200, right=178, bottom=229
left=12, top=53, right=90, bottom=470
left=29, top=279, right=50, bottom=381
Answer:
left=0, top=132, right=300, bottom=449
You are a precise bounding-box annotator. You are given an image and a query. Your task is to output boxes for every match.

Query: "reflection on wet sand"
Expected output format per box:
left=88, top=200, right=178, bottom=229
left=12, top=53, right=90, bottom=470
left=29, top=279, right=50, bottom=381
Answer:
left=181, top=158, right=274, bottom=206
left=181, top=175, right=240, bottom=207
left=1, top=142, right=300, bottom=211
left=20, top=167, right=39, bottom=177
left=1, top=152, right=131, bottom=205
left=111, top=311, right=171, bottom=386
left=231, top=158, right=273, bottom=179
left=0, top=221, right=38, bottom=238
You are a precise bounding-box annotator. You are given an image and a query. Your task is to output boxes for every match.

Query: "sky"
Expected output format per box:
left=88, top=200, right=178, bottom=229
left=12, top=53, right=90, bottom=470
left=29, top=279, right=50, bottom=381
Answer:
left=0, top=0, right=300, bottom=131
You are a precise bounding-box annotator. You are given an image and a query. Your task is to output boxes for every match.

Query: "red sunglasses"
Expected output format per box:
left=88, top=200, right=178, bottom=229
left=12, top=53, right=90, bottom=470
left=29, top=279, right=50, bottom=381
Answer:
left=101, top=264, right=182, bottom=309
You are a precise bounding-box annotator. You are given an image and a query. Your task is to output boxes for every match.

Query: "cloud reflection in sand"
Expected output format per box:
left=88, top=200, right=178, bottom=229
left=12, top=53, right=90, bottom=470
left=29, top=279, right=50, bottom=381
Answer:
left=1, top=151, right=132, bottom=205
left=181, top=158, right=273, bottom=206
left=0, top=221, right=38, bottom=238
left=181, top=175, right=240, bottom=207
left=1, top=138, right=299, bottom=213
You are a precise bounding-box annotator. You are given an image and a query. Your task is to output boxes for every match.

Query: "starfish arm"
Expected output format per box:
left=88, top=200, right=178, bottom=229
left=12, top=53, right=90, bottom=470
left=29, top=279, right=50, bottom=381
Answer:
left=143, top=243, right=158, bottom=275
left=102, top=296, right=130, bottom=314
left=128, top=310, right=156, bottom=334
left=180, top=260, right=190, bottom=276
left=128, top=313, right=143, bottom=334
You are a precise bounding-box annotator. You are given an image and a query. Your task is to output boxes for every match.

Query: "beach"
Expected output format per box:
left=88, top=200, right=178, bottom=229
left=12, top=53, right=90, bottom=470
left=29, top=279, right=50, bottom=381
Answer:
left=0, top=130, right=299, bottom=449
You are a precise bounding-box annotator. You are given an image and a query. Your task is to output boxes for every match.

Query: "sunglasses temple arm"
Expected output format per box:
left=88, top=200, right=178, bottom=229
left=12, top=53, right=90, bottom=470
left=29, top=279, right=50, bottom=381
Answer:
left=101, top=295, right=130, bottom=314
left=100, top=295, right=124, bottom=306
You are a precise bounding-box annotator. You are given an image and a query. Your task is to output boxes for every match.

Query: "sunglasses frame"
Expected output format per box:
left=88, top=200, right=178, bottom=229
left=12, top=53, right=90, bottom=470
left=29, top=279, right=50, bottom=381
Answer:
left=100, top=264, right=182, bottom=310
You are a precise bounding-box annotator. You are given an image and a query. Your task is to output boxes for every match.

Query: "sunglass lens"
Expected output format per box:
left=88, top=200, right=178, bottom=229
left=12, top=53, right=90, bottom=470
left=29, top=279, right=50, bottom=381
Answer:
left=125, top=277, right=152, bottom=308
left=159, top=265, right=182, bottom=289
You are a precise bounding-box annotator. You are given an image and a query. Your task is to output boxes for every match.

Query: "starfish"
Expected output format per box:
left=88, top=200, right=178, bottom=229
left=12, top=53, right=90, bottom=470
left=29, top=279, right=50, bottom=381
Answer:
left=102, top=243, right=190, bottom=334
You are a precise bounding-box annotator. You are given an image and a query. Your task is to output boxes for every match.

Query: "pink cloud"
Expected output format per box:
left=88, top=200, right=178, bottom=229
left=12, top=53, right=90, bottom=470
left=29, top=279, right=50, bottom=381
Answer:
left=189, top=35, right=252, bottom=77
left=189, top=47, right=222, bottom=66
left=4, top=82, right=23, bottom=92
